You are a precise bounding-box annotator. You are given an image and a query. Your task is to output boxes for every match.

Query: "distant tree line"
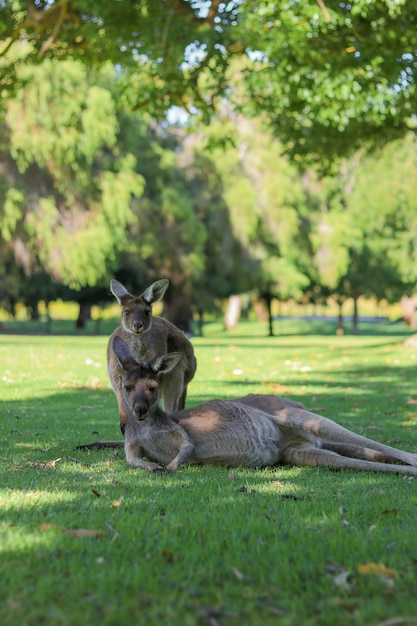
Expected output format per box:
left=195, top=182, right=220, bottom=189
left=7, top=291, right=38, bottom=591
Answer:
left=1, top=2, right=416, bottom=333
left=1, top=59, right=416, bottom=334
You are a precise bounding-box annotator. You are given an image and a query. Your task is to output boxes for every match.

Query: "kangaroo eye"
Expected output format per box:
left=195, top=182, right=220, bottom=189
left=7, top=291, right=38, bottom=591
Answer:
left=123, top=385, right=133, bottom=393
left=123, top=309, right=130, bottom=317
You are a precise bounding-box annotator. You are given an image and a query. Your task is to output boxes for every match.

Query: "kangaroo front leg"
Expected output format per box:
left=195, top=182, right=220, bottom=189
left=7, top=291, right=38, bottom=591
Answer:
left=125, top=440, right=164, bottom=472
left=284, top=446, right=417, bottom=475
left=166, top=440, right=194, bottom=472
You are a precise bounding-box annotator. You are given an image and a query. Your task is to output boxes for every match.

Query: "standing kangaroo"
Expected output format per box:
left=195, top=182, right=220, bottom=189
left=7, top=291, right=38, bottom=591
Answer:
left=80, top=338, right=417, bottom=476
left=107, top=279, right=197, bottom=433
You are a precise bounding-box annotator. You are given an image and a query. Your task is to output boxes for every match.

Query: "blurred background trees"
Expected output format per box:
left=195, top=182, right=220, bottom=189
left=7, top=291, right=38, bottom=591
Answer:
left=0, top=1, right=416, bottom=332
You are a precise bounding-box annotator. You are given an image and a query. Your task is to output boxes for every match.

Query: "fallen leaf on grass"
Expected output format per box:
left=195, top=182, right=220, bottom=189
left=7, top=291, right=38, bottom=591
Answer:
left=357, top=563, right=397, bottom=579
left=333, top=570, right=353, bottom=591
left=401, top=421, right=414, bottom=427
left=112, top=498, right=123, bottom=509
left=65, top=528, right=106, bottom=538
left=92, top=488, right=101, bottom=498
left=406, top=399, right=417, bottom=405
left=232, top=567, right=244, bottom=581
left=26, top=458, right=62, bottom=469
left=262, top=381, right=294, bottom=395
left=375, top=617, right=412, bottom=626
left=37, top=524, right=106, bottom=538
left=265, top=605, right=285, bottom=617
left=38, top=523, right=60, bottom=532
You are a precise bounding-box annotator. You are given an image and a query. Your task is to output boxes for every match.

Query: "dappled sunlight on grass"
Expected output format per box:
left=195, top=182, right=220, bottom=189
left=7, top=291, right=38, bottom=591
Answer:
left=2, top=322, right=417, bottom=625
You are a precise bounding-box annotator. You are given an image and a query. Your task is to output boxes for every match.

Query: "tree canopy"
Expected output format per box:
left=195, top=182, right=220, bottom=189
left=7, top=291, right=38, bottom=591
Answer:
left=1, top=0, right=416, bottom=167
left=1, top=1, right=417, bottom=330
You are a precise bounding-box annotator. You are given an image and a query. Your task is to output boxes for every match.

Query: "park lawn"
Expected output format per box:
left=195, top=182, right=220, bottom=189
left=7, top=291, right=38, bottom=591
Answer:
left=1, top=319, right=417, bottom=626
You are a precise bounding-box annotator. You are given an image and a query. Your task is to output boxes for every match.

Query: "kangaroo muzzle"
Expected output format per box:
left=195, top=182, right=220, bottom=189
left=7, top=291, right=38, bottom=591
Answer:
left=133, top=402, right=148, bottom=420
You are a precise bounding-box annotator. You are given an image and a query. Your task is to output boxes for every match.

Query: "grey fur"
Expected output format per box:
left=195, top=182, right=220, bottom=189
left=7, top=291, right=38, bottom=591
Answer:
left=107, top=279, right=197, bottom=432
left=83, top=339, right=417, bottom=475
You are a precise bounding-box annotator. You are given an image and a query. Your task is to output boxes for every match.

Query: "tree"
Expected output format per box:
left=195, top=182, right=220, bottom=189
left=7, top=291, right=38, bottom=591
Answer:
left=310, top=133, right=417, bottom=332
left=1, top=1, right=416, bottom=167
left=237, top=0, right=417, bottom=168
left=1, top=59, right=144, bottom=292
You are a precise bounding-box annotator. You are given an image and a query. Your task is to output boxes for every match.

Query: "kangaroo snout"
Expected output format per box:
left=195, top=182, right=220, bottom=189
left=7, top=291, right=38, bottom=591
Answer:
left=133, top=401, right=148, bottom=419
left=132, top=320, right=144, bottom=334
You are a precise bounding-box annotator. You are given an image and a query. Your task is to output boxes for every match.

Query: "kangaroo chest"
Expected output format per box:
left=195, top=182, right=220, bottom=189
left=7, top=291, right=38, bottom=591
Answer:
left=123, top=331, right=167, bottom=364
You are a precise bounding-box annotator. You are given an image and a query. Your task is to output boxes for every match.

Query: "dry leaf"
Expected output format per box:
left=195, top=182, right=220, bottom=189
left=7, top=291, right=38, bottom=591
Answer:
left=407, top=399, right=417, bottom=405
left=357, top=563, right=397, bottom=579
left=401, top=421, right=414, bottom=427
left=333, top=570, right=353, bottom=591
left=38, top=523, right=60, bottom=532
left=112, top=499, right=123, bottom=509
left=375, top=617, right=411, bottom=626
left=92, top=488, right=101, bottom=498
left=65, top=528, right=106, bottom=538
left=162, top=550, right=175, bottom=562
left=232, top=567, right=244, bottom=581
left=27, top=458, right=62, bottom=469
left=271, top=480, right=285, bottom=488
left=262, top=381, right=293, bottom=395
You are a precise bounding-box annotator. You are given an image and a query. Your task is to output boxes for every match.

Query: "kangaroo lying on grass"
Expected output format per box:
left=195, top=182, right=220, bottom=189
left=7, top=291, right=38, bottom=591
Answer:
left=108, top=279, right=196, bottom=433
left=78, top=337, right=417, bottom=475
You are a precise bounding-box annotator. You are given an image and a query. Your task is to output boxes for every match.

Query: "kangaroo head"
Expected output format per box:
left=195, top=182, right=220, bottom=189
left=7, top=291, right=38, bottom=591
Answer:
left=112, top=336, right=182, bottom=420
left=110, top=279, right=169, bottom=336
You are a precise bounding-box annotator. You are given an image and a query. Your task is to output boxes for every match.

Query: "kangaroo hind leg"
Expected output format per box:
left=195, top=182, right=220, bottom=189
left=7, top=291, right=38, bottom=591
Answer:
left=283, top=445, right=417, bottom=475
left=273, top=409, right=417, bottom=468
left=321, top=442, right=412, bottom=464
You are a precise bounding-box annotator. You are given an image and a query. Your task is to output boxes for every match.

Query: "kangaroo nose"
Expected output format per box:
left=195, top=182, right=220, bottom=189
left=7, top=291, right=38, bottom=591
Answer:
left=132, top=322, right=143, bottom=333
left=134, top=404, right=147, bottom=419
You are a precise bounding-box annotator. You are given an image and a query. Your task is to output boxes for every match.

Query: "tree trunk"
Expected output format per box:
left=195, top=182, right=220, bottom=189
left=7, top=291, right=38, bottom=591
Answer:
left=28, top=304, right=40, bottom=320
left=352, top=295, right=359, bottom=335
left=336, top=301, right=344, bottom=335
left=400, top=296, right=416, bottom=328
left=162, top=285, right=194, bottom=335
left=196, top=307, right=204, bottom=337
left=224, top=295, right=241, bottom=330
left=265, top=294, right=274, bottom=337
left=76, top=304, right=92, bottom=329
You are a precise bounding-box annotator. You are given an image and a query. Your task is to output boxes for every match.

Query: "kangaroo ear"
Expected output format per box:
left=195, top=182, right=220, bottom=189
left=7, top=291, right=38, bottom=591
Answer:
left=152, top=352, right=182, bottom=375
left=112, top=336, right=137, bottom=370
left=110, top=280, right=130, bottom=304
left=143, top=279, right=169, bottom=305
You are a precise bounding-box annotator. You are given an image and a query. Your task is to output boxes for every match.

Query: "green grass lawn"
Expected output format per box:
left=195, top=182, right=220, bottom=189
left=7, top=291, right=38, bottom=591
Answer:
left=1, top=319, right=417, bottom=626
